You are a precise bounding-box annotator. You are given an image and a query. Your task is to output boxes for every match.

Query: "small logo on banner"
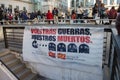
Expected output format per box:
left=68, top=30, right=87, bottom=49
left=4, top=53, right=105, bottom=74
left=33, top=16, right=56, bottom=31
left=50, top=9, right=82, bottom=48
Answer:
left=48, top=52, right=56, bottom=58
left=32, top=40, right=38, bottom=48
left=57, top=53, right=66, bottom=59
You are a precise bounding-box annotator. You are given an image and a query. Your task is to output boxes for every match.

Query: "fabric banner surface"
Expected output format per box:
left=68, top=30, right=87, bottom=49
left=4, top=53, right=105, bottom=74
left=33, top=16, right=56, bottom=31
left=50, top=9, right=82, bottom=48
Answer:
left=23, top=26, right=104, bottom=68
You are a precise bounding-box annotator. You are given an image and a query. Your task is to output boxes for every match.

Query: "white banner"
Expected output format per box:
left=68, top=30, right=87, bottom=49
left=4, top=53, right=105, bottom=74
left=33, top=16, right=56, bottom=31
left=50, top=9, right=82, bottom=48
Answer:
left=23, top=26, right=104, bottom=68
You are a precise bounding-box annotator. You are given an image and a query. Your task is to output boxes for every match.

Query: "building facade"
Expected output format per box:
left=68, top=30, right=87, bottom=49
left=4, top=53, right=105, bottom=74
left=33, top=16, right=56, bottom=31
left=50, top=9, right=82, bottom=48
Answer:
left=70, top=0, right=120, bottom=10
left=34, top=0, right=68, bottom=13
left=0, top=0, right=35, bottom=13
left=58, top=0, right=68, bottom=13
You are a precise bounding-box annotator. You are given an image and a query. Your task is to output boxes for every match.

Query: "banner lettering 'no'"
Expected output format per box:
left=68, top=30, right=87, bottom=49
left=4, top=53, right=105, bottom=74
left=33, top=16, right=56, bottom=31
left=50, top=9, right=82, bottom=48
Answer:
left=23, top=26, right=104, bottom=68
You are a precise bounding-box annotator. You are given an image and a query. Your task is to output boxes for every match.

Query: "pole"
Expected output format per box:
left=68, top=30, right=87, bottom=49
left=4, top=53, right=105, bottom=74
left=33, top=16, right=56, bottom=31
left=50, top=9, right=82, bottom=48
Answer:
left=84, top=0, right=85, bottom=7
left=75, top=0, right=76, bottom=11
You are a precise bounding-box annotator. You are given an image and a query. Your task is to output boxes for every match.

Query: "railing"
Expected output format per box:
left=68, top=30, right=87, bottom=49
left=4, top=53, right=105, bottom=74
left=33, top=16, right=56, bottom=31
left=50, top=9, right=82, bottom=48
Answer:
left=0, top=19, right=116, bottom=25
left=108, top=29, right=120, bottom=80
left=0, top=59, right=20, bottom=80
left=103, top=29, right=112, bottom=66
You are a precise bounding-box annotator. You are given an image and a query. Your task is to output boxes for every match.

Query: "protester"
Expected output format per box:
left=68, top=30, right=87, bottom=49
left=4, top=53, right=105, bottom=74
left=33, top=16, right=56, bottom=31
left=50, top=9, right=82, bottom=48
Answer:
left=0, top=7, right=3, bottom=25
left=71, top=11, right=76, bottom=23
left=52, top=7, right=58, bottom=23
left=115, top=13, right=120, bottom=35
left=76, top=6, right=84, bottom=23
left=92, top=3, right=98, bottom=24
left=108, top=6, right=117, bottom=25
left=46, top=10, right=54, bottom=24
left=117, top=4, right=120, bottom=14
left=99, top=3, right=106, bottom=24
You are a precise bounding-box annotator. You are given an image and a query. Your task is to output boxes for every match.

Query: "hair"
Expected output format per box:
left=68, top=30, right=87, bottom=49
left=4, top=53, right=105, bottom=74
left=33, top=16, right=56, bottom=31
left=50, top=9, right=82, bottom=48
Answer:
left=112, top=6, right=115, bottom=9
left=94, top=3, right=98, bottom=7
left=101, top=3, right=104, bottom=7
left=78, top=6, right=81, bottom=8
left=48, top=10, right=50, bottom=12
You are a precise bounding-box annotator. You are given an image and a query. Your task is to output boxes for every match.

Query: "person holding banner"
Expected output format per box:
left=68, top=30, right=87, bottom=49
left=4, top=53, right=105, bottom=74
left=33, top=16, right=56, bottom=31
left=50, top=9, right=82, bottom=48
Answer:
left=46, top=10, right=54, bottom=24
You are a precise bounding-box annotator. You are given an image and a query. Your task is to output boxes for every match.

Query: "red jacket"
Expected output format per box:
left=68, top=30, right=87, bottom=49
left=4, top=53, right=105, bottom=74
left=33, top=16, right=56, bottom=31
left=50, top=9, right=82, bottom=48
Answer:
left=108, top=9, right=117, bottom=19
left=46, top=10, right=53, bottom=20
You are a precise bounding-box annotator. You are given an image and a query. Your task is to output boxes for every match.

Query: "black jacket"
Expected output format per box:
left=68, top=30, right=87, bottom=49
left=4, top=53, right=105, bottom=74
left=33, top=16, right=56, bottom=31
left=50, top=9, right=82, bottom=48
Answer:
left=0, top=9, right=3, bottom=20
left=116, top=13, right=120, bottom=35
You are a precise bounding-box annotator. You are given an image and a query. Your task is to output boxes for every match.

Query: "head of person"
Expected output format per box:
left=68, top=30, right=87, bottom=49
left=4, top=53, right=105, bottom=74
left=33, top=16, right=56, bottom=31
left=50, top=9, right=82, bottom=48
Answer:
left=111, top=6, right=115, bottom=9
left=48, top=10, right=50, bottom=13
left=78, top=6, right=81, bottom=8
left=101, top=3, right=104, bottom=7
left=95, top=3, right=98, bottom=7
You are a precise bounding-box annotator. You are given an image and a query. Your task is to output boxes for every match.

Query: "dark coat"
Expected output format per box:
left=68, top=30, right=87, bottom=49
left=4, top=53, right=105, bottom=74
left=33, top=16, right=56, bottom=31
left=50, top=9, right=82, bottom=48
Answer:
left=116, top=13, right=120, bottom=35
left=0, top=9, right=3, bottom=20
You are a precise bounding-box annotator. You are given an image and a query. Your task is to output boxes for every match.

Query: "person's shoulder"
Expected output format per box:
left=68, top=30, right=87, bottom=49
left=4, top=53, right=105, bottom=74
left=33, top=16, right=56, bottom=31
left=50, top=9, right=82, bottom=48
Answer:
left=117, top=13, right=120, bottom=18
left=116, top=14, right=120, bottom=21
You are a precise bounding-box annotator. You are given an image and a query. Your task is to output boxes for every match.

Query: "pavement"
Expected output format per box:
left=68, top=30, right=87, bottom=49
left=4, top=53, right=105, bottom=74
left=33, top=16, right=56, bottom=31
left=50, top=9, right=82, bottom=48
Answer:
left=103, top=65, right=110, bottom=80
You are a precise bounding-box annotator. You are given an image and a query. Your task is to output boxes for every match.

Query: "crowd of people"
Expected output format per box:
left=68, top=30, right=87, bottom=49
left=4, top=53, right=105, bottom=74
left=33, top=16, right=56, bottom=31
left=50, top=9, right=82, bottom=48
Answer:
left=0, top=7, right=47, bottom=24
left=0, top=7, right=67, bottom=24
left=71, top=3, right=120, bottom=25
left=0, top=3, right=120, bottom=25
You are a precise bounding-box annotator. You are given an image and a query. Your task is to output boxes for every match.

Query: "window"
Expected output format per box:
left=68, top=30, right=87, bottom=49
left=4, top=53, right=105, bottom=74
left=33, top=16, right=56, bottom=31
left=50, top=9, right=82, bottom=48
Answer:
left=110, top=0, right=114, bottom=5
left=23, top=7, right=26, bottom=11
left=117, top=0, right=120, bottom=4
left=80, top=2, right=84, bottom=7
left=85, top=0, right=89, bottom=7
left=103, top=0, right=107, bottom=5
left=76, top=0, right=79, bottom=7
left=71, top=0, right=74, bottom=7
left=16, top=6, right=19, bottom=11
